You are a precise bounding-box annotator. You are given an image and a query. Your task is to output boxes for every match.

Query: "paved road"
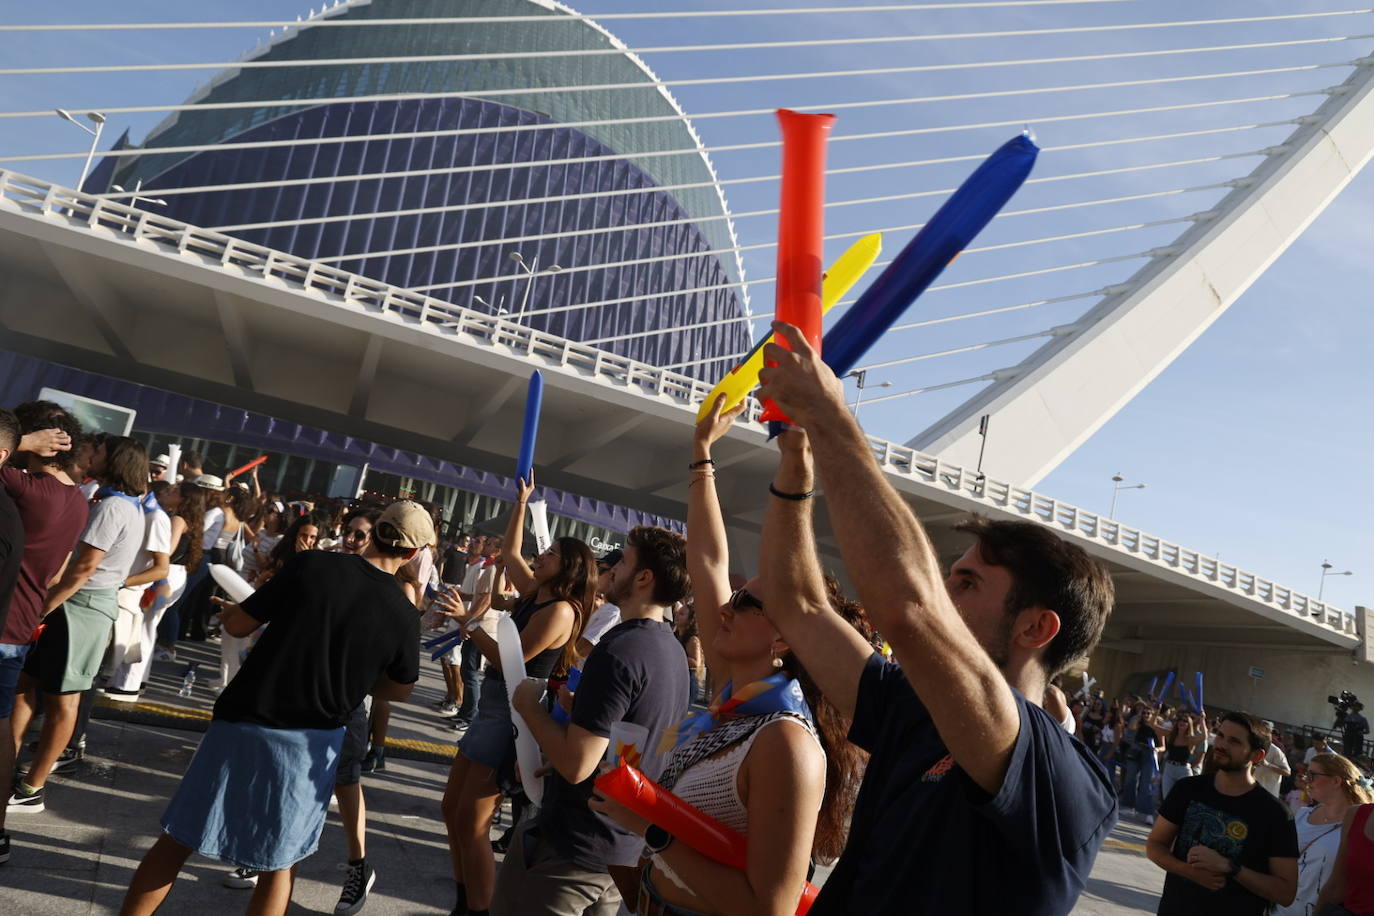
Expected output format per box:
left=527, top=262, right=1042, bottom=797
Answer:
left=0, top=638, right=1165, bottom=914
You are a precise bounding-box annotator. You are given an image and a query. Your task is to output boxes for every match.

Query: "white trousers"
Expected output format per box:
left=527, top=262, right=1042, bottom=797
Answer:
left=109, top=565, right=187, bottom=692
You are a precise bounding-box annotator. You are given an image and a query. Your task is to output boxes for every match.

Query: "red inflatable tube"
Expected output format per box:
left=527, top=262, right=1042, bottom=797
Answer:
left=594, top=764, right=819, bottom=915
left=227, top=455, right=268, bottom=478
left=759, top=108, right=835, bottom=425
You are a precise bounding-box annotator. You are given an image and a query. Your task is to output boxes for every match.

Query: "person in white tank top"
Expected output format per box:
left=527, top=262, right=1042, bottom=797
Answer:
left=590, top=396, right=870, bottom=916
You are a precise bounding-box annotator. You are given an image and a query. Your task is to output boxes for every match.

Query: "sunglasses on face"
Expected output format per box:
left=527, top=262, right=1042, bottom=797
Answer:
left=344, top=529, right=369, bottom=541
left=728, top=587, right=765, bottom=614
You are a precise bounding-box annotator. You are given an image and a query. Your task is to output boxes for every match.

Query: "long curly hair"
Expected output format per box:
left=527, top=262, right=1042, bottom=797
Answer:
left=534, top=536, right=598, bottom=677
left=174, top=482, right=207, bottom=574
left=778, top=574, right=873, bottom=864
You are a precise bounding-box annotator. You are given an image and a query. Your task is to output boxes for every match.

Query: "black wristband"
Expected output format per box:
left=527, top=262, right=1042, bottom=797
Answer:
left=1227, top=858, right=1241, bottom=878
left=769, top=483, right=815, bottom=501
left=645, top=824, right=674, bottom=854
left=688, top=458, right=716, bottom=469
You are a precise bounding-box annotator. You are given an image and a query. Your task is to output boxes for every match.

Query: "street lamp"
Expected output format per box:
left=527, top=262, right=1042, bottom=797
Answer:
left=473, top=294, right=508, bottom=315
left=110, top=181, right=167, bottom=208
left=508, top=251, right=563, bottom=322
left=1319, top=560, right=1354, bottom=601
left=55, top=109, right=106, bottom=191
left=848, top=370, right=892, bottom=425
left=1108, top=473, right=1146, bottom=520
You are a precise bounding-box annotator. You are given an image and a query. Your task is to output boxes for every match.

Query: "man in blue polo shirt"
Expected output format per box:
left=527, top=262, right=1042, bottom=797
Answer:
left=753, top=322, right=1119, bottom=915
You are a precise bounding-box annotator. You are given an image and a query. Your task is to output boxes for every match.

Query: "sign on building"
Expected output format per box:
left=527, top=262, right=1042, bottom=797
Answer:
left=38, top=387, right=135, bottom=436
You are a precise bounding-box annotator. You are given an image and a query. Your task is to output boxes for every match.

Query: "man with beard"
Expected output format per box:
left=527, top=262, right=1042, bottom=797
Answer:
left=1147, top=711, right=1298, bottom=915
left=493, top=525, right=690, bottom=916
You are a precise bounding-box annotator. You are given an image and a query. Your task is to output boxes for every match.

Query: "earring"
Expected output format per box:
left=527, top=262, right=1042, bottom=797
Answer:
left=771, top=655, right=783, bottom=669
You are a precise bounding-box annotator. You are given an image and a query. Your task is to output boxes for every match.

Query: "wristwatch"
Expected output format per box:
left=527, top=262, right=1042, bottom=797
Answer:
left=645, top=825, right=674, bottom=855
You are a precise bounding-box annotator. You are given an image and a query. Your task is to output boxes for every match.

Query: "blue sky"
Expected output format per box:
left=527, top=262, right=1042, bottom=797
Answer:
left=1, top=0, right=1370, bottom=608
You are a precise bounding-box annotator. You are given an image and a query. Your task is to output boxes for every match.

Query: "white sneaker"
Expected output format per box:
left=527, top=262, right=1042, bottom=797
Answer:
left=223, top=867, right=260, bottom=888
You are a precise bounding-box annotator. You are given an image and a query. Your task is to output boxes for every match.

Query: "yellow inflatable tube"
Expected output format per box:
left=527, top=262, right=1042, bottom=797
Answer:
left=696, top=232, right=882, bottom=422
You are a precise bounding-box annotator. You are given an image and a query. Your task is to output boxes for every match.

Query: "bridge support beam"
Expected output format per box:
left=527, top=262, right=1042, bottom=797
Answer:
left=909, top=61, right=1374, bottom=486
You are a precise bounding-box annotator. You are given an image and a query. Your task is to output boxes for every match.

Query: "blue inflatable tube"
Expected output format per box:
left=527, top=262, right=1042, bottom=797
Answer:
left=821, top=133, right=1039, bottom=377
left=1195, top=671, right=1205, bottom=713
left=516, top=370, right=543, bottom=486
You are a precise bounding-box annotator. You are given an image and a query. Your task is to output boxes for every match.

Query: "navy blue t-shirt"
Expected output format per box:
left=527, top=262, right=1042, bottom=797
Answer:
left=812, top=655, right=1118, bottom=915
left=536, top=617, right=689, bottom=869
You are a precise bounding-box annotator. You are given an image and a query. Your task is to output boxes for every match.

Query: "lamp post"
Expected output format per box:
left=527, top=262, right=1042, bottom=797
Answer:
left=55, top=109, right=106, bottom=191
left=509, top=251, right=563, bottom=323
left=110, top=181, right=167, bottom=208
left=1108, top=473, right=1146, bottom=520
left=1319, top=560, right=1353, bottom=601
left=848, top=370, right=892, bottom=425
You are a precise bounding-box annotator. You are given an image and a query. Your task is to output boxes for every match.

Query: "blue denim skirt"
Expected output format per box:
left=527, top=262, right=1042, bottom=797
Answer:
left=457, top=674, right=514, bottom=770
left=162, top=718, right=345, bottom=871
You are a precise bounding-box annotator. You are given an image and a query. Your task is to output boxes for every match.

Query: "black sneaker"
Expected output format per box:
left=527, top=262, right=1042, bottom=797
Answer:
left=360, top=747, right=385, bottom=774
left=6, top=784, right=44, bottom=814
left=222, top=866, right=260, bottom=888
left=51, top=746, right=84, bottom=775
left=0, top=831, right=10, bottom=864
left=335, top=860, right=376, bottom=914
left=99, top=686, right=142, bottom=703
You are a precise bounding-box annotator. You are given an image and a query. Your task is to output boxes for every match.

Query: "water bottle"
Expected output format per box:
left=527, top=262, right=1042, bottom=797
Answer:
left=179, top=663, right=198, bottom=698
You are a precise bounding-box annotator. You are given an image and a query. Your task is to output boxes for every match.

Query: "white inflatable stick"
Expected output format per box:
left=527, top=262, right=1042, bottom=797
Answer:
left=498, top=612, right=546, bottom=806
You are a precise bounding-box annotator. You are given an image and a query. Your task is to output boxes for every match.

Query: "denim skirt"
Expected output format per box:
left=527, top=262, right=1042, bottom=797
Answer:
left=457, top=674, right=515, bottom=770
left=162, top=718, right=345, bottom=871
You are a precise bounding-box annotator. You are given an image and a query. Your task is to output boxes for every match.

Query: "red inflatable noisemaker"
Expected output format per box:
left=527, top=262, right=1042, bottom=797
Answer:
left=595, top=764, right=819, bottom=914
left=759, top=108, right=835, bottom=425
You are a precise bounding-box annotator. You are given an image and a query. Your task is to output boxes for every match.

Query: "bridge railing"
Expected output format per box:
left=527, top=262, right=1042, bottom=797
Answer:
left=0, top=168, right=1352, bottom=641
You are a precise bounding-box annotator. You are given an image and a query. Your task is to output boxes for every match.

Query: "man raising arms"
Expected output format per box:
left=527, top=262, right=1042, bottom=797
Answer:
left=753, top=322, right=1118, bottom=915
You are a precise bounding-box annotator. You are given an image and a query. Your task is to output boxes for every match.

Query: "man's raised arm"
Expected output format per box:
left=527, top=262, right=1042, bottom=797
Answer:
left=757, top=321, right=1021, bottom=795
left=757, top=427, right=872, bottom=719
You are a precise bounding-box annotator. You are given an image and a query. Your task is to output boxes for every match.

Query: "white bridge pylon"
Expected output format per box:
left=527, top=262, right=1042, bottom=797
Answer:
left=912, top=60, right=1374, bottom=486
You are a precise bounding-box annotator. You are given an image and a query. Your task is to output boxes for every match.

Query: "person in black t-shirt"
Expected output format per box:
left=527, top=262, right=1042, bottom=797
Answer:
left=121, top=500, right=432, bottom=916
left=1149, top=711, right=1297, bottom=914
left=753, top=322, right=1119, bottom=915
left=493, top=523, right=690, bottom=916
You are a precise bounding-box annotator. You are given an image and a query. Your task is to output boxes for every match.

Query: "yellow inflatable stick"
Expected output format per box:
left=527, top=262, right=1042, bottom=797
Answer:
left=697, top=233, right=882, bottom=422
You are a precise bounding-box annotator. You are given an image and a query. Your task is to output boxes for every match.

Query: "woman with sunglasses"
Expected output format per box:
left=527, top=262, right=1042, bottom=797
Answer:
left=1282, top=753, right=1374, bottom=915
left=592, top=394, right=868, bottom=916
left=434, top=474, right=596, bottom=916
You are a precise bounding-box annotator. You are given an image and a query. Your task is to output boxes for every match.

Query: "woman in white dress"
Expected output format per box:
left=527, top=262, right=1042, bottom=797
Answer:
left=1276, top=752, right=1374, bottom=915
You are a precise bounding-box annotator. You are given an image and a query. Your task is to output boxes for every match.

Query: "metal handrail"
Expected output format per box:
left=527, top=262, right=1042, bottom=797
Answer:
left=0, top=167, right=1351, bottom=639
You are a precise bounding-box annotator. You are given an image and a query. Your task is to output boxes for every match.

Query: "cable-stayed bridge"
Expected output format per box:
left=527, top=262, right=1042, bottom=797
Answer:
left=2, top=0, right=1373, bottom=725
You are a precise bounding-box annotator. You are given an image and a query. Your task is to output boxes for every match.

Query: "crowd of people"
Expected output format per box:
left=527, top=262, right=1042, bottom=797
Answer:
left=1, top=322, right=1373, bottom=916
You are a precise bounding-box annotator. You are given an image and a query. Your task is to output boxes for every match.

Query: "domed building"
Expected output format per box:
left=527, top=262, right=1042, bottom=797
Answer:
left=100, top=0, right=751, bottom=378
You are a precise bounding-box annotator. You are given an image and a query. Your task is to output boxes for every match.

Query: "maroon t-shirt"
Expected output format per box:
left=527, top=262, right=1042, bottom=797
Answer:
left=1, top=467, right=90, bottom=645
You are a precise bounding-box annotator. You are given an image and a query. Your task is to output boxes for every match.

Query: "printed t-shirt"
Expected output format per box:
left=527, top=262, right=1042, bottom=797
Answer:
left=79, top=495, right=145, bottom=591
left=1156, top=774, right=1299, bottom=916
left=811, top=654, right=1118, bottom=916
left=0, top=468, right=88, bottom=644
left=0, top=488, right=23, bottom=639
left=537, top=617, right=689, bottom=868
left=214, top=551, right=420, bottom=730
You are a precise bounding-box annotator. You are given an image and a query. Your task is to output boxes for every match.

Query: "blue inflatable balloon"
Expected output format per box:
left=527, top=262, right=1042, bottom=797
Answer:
left=516, top=370, right=543, bottom=486
left=551, top=666, right=582, bottom=726
left=1157, top=671, right=1177, bottom=708
left=1195, top=671, right=1205, bottom=713
left=822, top=133, right=1039, bottom=377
